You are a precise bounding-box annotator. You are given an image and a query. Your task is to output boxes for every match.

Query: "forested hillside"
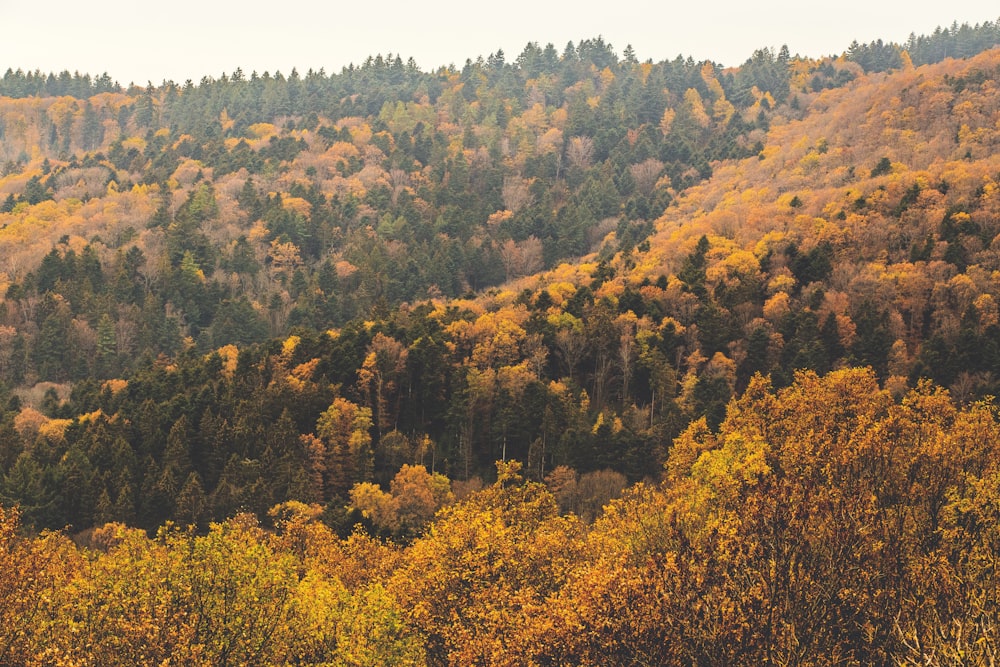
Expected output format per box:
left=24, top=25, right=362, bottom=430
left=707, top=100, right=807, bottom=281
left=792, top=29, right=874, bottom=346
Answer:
left=0, top=38, right=789, bottom=381
left=2, top=369, right=999, bottom=664
left=2, top=18, right=1000, bottom=664
left=0, top=35, right=810, bottom=530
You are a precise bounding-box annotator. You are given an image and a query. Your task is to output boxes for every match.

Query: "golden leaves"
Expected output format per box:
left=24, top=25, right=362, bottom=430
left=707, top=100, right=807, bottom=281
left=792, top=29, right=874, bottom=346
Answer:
left=1, top=365, right=999, bottom=665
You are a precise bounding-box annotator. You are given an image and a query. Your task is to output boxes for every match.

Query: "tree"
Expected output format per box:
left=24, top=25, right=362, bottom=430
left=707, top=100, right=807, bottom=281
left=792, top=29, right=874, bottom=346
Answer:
left=357, top=333, right=408, bottom=439
left=388, top=461, right=585, bottom=665
left=96, top=313, right=118, bottom=377
left=317, top=397, right=374, bottom=498
left=678, top=235, right=710, bottom=298
left=0, top=506, right=79, bottom=663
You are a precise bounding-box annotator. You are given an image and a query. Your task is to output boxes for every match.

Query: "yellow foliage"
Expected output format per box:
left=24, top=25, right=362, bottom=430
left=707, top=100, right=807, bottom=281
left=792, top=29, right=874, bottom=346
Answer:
left=269, top=239, right=302, bottom=272
left=326, top=140, right=361, bottom=161
left=350, top=482, right=396, bottom=526
left=487, top=209, right=513, bottom=225
left=660, top=107, right=676, bottom=135
left=594, top=278, right=623, bottom=300
left=720, top=248, right=760, bottom=275
left=550, top=107, right=568, bottom=129
left=591, top=411, right=605, bottom=434
left=248, top=122, right=278, bottom=139
left=683, top=88, right=711, bottom=129
left=974, top=293, right=998, bottom=328
left=767, top=272, right=796, bottom=295
left=546, top=281, right=577, bottom=306
left=537, top=127, right=564, bottom=154
left=121, top=136, right=146, bottom=152
left=713, top=97, right=736, bottom=125
left=101, top=378, right=129, bottom=395
left=282, top=335, right=300, bottom=357
left=38, top=418, right=72, bottom=442
left=547, top=311, right=583, bottom=332
left=333, top=259, right=358, bottom=279
left=763, top=291, right=791, bottom=321
left=212, top=345, right=239, bottom=379
left=282, top=196, right=311, bottom=216
left=77, top=409, right=105, bottom=424
left=349, top=123, right=373, bottom=146
left=13, top=407, right=48, bottom=439
left=284, top=358, right=321, bottom=393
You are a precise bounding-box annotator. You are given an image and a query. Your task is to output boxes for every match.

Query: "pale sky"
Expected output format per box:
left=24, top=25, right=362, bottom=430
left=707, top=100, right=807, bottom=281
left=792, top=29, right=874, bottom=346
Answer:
left=1, top=0, right=997, bottom=86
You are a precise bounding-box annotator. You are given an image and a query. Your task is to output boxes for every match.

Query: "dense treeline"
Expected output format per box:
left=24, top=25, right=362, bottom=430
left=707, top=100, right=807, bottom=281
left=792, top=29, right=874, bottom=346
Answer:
left=3, top=35, right=1000, bottom=534
left=3, top=16, right=997, bottom=98
left=0, top=21, right=995, bottom=388
left=2, top=369, right=999, bottom=665
left=1, top=37, right=782, bottom=385
left=846, top=17, right=1000, bottom=72
left=0, top=36, right=795, bottom=530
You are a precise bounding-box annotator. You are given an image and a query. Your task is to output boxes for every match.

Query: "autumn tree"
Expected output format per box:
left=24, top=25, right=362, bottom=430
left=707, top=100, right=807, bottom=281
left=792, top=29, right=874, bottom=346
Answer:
left=317, top=396, right=375, bottom=498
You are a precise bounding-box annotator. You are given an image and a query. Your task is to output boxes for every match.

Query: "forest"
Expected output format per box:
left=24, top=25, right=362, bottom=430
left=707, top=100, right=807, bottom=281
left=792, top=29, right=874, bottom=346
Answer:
left=1, top=17, right=1000, bottom=665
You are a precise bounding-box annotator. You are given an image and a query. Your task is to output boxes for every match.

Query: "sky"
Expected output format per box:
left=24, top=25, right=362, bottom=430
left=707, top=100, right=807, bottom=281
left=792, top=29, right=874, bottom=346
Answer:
left=1, top=0, right=997, bottom=86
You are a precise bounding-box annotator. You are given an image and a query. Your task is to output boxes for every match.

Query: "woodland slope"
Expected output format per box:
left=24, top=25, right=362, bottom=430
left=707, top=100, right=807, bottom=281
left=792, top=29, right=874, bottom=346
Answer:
left=0, top=24, right=998, bottom=533
left=1, top=18, right=1000, bottom=667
